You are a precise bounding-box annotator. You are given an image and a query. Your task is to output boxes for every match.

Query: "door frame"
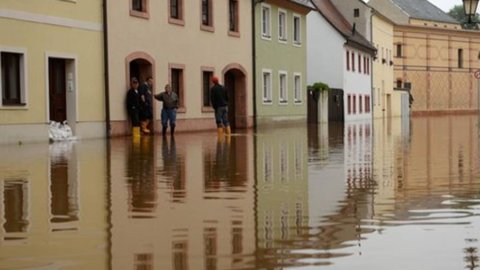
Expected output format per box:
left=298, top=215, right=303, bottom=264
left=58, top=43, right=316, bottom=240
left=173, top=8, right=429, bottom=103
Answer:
left=45, top=52, right=78, bottom=134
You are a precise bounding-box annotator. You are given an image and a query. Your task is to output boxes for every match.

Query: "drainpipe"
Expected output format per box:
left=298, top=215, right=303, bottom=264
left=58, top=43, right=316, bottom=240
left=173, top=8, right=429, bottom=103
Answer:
left=103, top=0, right=111, bottom=137
left=252, top=0, right=264, bottom=129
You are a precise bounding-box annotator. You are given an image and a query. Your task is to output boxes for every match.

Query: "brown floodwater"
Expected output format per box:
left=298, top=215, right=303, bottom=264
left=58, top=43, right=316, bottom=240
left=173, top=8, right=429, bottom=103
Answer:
left=0, top=115, right=479, bottom=269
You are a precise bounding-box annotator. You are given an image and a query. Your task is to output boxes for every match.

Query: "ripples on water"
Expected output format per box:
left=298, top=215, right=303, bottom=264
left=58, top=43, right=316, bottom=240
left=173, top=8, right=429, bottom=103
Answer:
left=0, top=115, right=480, bottom=269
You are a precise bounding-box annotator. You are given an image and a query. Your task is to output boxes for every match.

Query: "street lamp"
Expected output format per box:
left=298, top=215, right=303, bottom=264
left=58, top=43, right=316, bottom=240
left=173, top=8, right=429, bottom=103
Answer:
left=463, top=0, right=479, bottom=23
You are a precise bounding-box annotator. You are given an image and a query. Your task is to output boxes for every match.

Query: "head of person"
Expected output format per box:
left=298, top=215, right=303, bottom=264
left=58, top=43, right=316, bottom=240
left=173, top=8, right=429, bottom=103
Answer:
left=211, top=76, right=219, bottom=85
left=146, top=76, right=153, bottom=86
left=165, top=84, right=171, bottom=93
left=131, top=77, right=139, bottom=89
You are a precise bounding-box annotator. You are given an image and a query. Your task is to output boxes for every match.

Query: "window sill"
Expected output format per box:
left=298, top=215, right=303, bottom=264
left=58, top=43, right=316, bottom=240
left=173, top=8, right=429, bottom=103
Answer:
left=200, top=24, right=215, bottom=32
left=293, top=41, right=302, bottom=47
left=169, top=17, right=185, bottom=26
left=130, top=10, right=149, bottom=20
left=177, top=107, right=186, bottom=113
left=228, top=31, right=240, bottom=38
left=294, top=100, right=302, bottom=105
left=279, top=100, right=288, bottom=105
left=261, top=34, right=271, bottom=41
left=263, top=100, right=273, bottom=105
left=202, top=107, right=214, bottom=113
left=1, top=103, right=28, bottom=110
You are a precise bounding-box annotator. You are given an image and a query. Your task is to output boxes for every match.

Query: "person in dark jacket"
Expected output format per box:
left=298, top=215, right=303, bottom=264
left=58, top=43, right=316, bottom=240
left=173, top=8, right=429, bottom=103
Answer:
left=210, top=76, right=231, bottom=136
left=126, top=77, right=141, bottom=138
left=139, top=76, right=154, bottom=134
left=154, top=84, right=179, bottom=137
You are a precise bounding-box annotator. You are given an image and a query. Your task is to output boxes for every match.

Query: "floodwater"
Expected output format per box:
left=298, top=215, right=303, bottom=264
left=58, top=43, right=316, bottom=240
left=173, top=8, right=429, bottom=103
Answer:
left=0, top=115, right=479, bottom=270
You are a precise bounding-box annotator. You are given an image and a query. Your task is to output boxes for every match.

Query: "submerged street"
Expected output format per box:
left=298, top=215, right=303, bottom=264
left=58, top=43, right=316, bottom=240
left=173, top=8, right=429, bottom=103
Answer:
left=0, top=115, right=479, bottom=269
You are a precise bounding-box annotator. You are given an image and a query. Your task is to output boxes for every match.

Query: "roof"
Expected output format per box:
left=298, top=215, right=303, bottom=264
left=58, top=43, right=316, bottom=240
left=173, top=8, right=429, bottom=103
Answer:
left=310, top=0, right=377, bottom=55
left=390, top=0, right=459, bottom=24
left=290, top=0, right=316, bottom=9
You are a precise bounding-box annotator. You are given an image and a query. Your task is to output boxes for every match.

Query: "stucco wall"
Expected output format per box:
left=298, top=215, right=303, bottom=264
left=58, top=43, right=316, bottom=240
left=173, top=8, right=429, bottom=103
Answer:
left=330, top=0, right=372, bottom=42
left=368, top=0, right=409, bottom=25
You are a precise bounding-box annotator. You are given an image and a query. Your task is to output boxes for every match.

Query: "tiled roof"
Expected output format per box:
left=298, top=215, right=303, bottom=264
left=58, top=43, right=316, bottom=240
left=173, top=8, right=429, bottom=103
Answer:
left=310, top=0, right=376, bottom=54
left=391, top=0, right=459, bottom=24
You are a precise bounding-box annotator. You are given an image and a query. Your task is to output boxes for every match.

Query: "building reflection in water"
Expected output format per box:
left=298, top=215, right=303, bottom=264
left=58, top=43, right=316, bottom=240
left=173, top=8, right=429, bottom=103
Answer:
left=110, top=133, right=255, bottom=270
left=0, top=140, right=108, bottom=269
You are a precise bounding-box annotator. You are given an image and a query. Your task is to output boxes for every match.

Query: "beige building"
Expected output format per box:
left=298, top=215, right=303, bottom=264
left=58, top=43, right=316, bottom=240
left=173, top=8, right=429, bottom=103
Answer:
left=107, top=0, right=253, bottom=136
left=371, top=12, right=404, bottom=118
left=369, top=0, right=480, bottom=115
left=0, top=1, right=106, bottom=144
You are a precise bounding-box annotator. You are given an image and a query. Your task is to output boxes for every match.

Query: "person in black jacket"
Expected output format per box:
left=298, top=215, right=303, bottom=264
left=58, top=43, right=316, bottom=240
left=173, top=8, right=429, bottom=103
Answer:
left=139, top=76, right=154, bottom=134
left=126, top=77, right=141, bottom=138
left=210, top=76, right=231, bottom=136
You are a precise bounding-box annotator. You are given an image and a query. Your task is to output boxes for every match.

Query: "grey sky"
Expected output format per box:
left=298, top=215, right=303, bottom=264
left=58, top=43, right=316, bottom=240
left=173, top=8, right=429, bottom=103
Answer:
left=364, top=0, right=458, bottom=12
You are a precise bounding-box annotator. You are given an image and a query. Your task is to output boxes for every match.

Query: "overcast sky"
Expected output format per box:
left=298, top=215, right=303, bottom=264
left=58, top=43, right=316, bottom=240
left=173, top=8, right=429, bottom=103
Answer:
left=363, top=0, right=458, bottom=12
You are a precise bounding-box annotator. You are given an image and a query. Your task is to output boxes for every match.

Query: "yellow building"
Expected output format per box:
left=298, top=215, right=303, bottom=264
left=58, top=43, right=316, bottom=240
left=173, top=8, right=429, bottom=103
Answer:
left=0, top=1, right=106, bottom=144
left=369, top=0, right=480, bottom=115
left=371, top=12, right=404, bottom=118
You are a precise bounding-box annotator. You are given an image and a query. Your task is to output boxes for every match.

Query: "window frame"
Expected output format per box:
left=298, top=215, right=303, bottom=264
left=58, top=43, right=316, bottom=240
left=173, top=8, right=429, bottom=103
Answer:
left=201, top=66, right=215, bottom=112
left=278, top=71, right=288, bottom=104
left=396, top=43, right=403, bottom=58
left=200, top=0, right=214, bottom=32
left=262, top=69, right=272, bottom=104
left=130, top=0, right=149, bottom=19
left=346, top=50, right=350, bottom=71
left=169, top=63, right=186, bottom=112
left=168, top=0, right=185, bottom=26
left=261, top=3, right=272, bottom=40
left=228, top=0, right=240, bottom=37
left=293, top=14, right=302, bottom=46
left=1, top=48, right=27, bottom=108
left=293, top=73, right=302, bottom=104
left=278, top=9, right=287, bottom=43
left=458, top=48, right=464, bottom=68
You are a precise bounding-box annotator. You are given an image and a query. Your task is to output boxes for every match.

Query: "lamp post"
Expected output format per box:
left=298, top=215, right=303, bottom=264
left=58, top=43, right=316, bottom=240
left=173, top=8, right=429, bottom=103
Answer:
left=463, top=0, right=479, bottom=23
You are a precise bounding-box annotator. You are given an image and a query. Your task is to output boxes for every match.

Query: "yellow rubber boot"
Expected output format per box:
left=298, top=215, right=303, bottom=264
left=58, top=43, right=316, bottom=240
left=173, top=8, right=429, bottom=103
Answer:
left=217, top=127, right=224, bottom=137
left=132, top=127, right=141, bottom=139
left=225, top=126, right=231, bottom=136
left=141, top=121, right=151, bottom=134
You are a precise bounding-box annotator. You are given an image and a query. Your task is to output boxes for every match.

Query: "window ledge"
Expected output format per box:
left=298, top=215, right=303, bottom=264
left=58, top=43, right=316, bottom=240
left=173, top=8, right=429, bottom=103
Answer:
left=228, top=31, right=240, bottom=38
left=1, top=104, right=28, bottom=110
left=279, top=100, right=288, bottom=105
left=169, top=17, right=185, bottom=26
left=202, top=107, right=214, bottom=113
left=294, top=100, right=302, bottom=105
left=130, top=10, right=149, bottom=19
left=263, top=100, right=273, bottom=105
left=200, top=24, right=215, bottom=32
left=261, top=34, right=272, bottom=40
left=177, top=107, right=186, bottom=113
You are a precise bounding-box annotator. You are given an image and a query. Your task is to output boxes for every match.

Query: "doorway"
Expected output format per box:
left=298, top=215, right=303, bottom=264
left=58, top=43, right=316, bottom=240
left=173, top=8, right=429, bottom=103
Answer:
left=223, top=66, right=247, bottom=130
left=49, top=58, right=66, bottom=123
left=128, top=58, right=153, bottom=131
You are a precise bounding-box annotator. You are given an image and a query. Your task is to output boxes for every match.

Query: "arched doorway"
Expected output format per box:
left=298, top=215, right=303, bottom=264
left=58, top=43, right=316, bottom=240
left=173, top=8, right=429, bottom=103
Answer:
left=126, top=52, right=155, bottom=132
left=223, top=64, right=248, bottom=130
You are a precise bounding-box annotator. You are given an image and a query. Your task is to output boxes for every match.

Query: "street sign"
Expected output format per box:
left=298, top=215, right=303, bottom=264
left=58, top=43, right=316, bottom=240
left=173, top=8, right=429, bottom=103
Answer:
left=475, top=70, right=480, bottom=79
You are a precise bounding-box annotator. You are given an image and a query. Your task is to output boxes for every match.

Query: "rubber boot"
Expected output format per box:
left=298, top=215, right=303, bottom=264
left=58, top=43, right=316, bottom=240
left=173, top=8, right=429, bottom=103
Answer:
left=170, top=126, right=175, bottom=137
left=162, top=126, right=167, bottom=137
left=132, top=127, right=141, bottom=144
left=225, top=126, right=231, bottom=136
left=141, top=121, right=150, bottom=134
left=217, top=127, right=224, bottom=137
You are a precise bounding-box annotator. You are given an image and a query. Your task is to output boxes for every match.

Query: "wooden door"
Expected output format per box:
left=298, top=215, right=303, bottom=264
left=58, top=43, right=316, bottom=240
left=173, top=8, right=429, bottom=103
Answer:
left=49, top=58, right=66, bottom=122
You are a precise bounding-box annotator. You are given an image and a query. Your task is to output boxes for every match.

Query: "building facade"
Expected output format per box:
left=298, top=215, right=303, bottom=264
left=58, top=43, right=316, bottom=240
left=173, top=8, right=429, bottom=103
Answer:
left=107, top=0, right=253, bottom=136
left=254, top=0, right=313, bottom=125
left=0, top=1, right=106, bottom=144
left=370, top=0, right=480, bottom=115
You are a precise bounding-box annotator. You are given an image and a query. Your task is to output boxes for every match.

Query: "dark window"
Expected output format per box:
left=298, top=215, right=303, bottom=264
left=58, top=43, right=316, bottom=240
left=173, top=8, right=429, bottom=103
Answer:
left=365, top=96, right=370, bottom=113
left=202, top=0, right=212, bottom=26
left=202, top=71, right=213, bottom=107
left=458, top=48, right=464, bottom=68
left=170, top=0, right=181, bottom=19
left=353, top=95, right=356, bottom=114
left=229, top=0, right=239, bottom=32
left=171, top=68, right=183, bottom=108
left=358, top=54, right=362, bottom=73
left=1, top=52, right=22, bottom=105
left=396, top=44, right=402, bottom=57
left=346, top=51, right=350, bottom=71
left=293, top=16, right=301, bottom=44
left=132, top=0, right=143, bottom=12
left=396, top=79, right=402, bottom=88
left=354, top=8, right=360, bottom=17
left=348, top=95, right=352, bottom=114
left=352, top=52, right=355, bottom=72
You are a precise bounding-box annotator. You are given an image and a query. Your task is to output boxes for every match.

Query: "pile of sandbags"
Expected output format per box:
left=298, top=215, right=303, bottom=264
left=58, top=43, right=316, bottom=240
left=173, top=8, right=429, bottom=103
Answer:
left=49, top=121, right=77, bottom=141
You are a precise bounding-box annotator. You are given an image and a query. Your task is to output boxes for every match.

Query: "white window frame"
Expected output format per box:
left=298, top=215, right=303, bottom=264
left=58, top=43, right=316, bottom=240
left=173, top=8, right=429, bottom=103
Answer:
left=261, top=4, right=271, bottom=40
left=0, top=47, right=28, bottom=109
left=293, top=73, right=302, bottom=104
left=293, top=14, right=301, bottom=46
left=262, top=69, right=272, bottom=104
left=278, top=9, right=287, bottom=43
left=278, top=71, right=288, bottom=104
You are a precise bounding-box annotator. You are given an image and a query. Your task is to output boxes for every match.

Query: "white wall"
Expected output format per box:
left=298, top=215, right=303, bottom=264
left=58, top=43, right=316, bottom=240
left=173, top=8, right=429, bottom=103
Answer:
left=307, top=12, right=344, bottom=89
left=344, top=46, right=372, bottom=121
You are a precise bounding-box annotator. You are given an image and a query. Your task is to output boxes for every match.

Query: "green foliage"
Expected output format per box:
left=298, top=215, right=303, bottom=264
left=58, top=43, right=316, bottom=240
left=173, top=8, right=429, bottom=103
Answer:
left=309, top=82, right=330, bottom=92
left=448, top=5, right=480, bottom=30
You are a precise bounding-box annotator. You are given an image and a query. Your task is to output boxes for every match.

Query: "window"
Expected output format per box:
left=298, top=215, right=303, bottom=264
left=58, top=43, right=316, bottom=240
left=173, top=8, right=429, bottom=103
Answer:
left=261, top=5, right=271, bottom=38
left=202, top=69, right=214, bottom=108
left=170, top=64, right=185, bottom=110
left=201, top=0, right=213, bottom=29
left=169, top=0, right=184, bottom=24
left=278, top=10, right=287, bottom=42
left=365, top=95, right=371, bottom=113
left=229, top=0, right=239, bottom=34
left=396, top=79, right=402, bottom=88
left=294, top=74, right=301, bottom=103
left=130, top=0, right=148, bottom=18
left=358, top=54, right=361, bottom=73
left=279, top=72, right=287, bottom=103
left=347, top=94, right=352, bottom=114
left=359, top=95, right=363, bottom=113
left=352, top=52, right=355, bottom=72
left=354, top=8, right=360, bottom=17
left=396, top=44, right=402, bottom=57
left=293, top=15, right=301, bottom=45
left=353, top=95, right=356, bottom=114
left=262, top=70, right=272, bottom=103
left=458, top=48, right=464, bottom=68
left=346, top=51, right=350, bottom=71
left=1, top=52, right=25, bottom=106
left=173, top=241, right=188, bottom=270
left=367, top=57, right=370, bottom=75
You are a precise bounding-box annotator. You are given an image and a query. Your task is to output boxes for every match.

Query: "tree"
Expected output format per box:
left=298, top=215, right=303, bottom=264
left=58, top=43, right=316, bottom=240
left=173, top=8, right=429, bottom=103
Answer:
left=448, top=5, right=479, bottom=30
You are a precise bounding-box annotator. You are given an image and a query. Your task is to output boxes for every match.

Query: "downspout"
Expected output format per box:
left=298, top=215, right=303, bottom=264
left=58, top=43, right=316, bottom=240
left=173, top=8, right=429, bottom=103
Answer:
left=103, top=0, right=111, bottom=137
left=252, top=1, right=259, bottom=129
